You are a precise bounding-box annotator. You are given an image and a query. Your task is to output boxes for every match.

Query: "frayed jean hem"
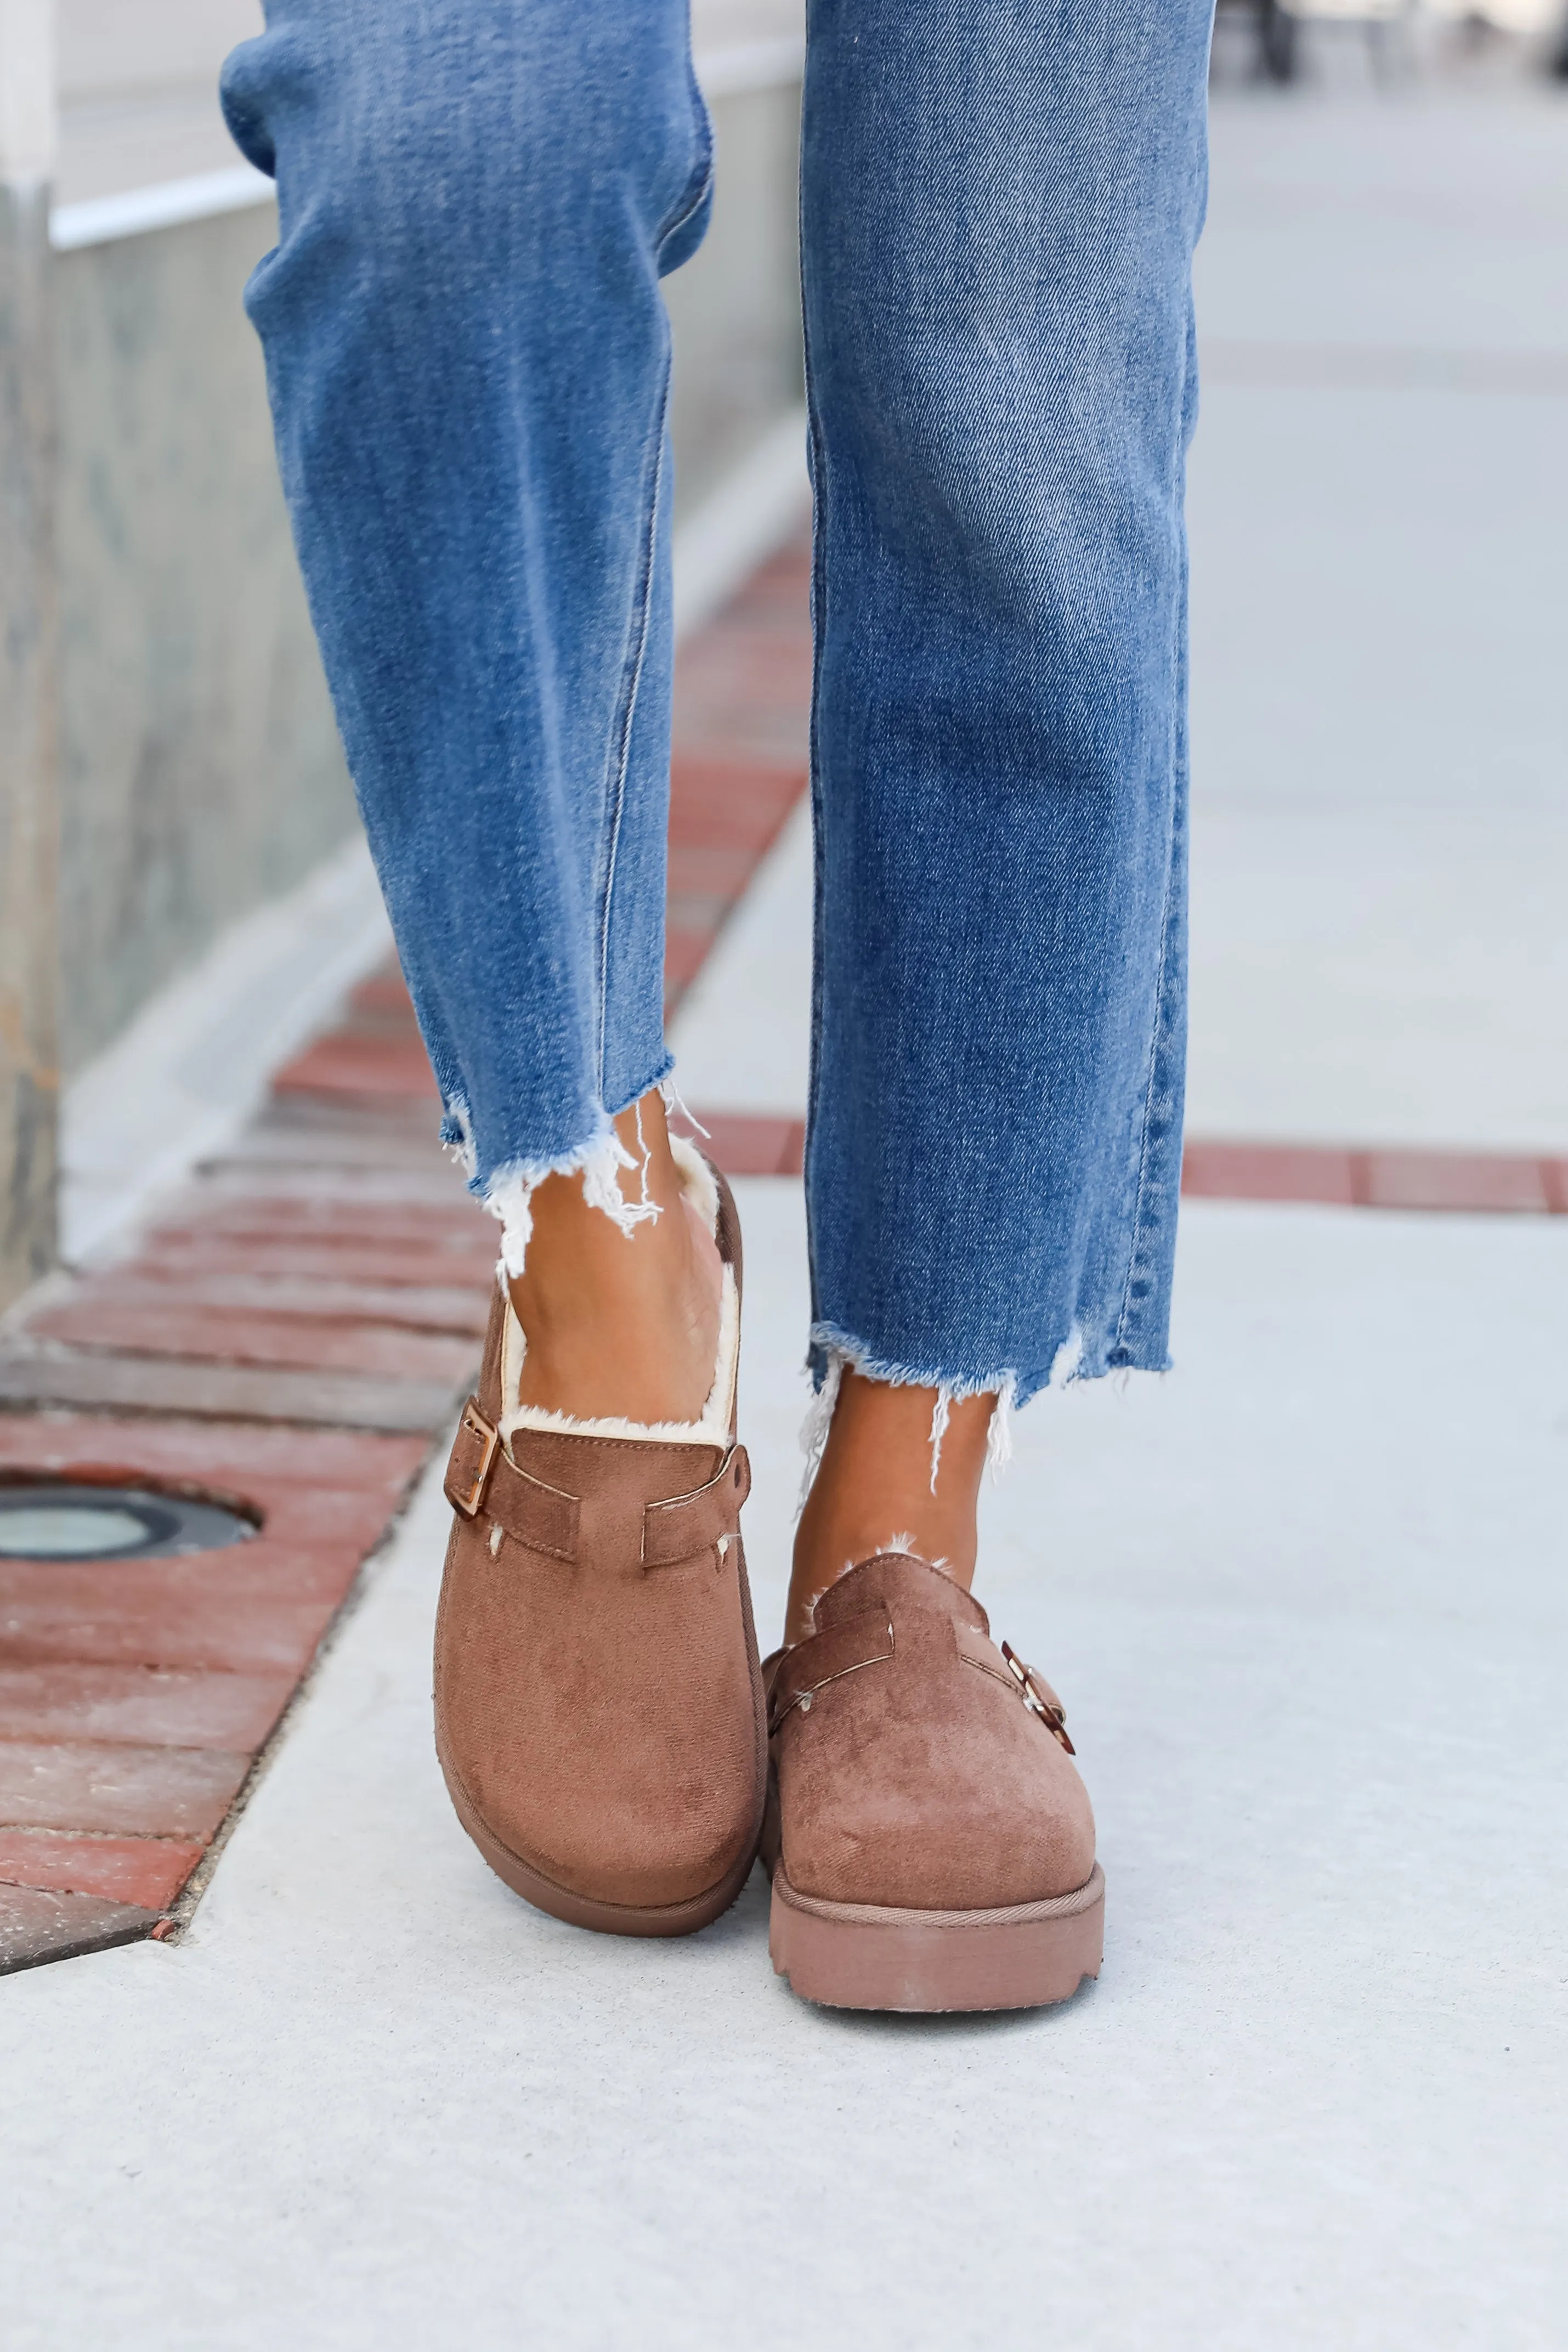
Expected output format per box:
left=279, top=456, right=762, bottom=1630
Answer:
left=801, top=1317, right=1172, bottom=1498
left=801, top=1322, right=1029, bottom=1498
left=442, top=1051, right=676, bottom=1281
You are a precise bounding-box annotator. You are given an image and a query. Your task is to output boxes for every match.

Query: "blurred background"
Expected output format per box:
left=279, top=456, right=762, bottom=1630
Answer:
left=2, top=0, right=1566, bottom=1310
left=1193, top=0, right=1568, bottom=1172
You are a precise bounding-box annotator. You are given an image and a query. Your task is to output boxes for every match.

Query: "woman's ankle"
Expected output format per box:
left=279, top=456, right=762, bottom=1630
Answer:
left=507, top=1093, right=723, bottom=1425
left=786, top=1370, right=994, bottom=1644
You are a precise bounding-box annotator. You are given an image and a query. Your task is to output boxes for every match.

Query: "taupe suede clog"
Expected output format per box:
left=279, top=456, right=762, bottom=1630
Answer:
left=762, top=1551, right=1103, bottom=2011
left=433, top=1150, right=766, bottom=1936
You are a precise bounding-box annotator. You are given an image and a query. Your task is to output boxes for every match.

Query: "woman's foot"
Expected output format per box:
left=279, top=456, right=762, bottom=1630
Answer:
left=772, top=1366, right=1100, bottom=2010
left=435, top=1154, right=765, bottom=1937
left=788, top=1369, right=995, bottom=1643
left=763, top=1549, right=1102, bottom=2011
left=508, top=1090, right=723, bottom=1426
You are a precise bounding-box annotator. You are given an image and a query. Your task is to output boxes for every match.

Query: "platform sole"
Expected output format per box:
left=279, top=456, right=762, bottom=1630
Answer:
left=769, top=1860, right=1105, bottom=2012
left=438, top=1737, right=761, bottom=1939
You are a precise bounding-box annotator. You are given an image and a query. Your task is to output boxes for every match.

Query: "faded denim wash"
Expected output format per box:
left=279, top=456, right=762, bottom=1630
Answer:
left=222, top=0, right=1212, bottom=1415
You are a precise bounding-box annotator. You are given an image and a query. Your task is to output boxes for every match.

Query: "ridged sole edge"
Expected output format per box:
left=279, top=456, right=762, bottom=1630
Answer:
left=769, top=1860, right=1105, bottom=2012
left=437, top=1735, right=762, bottom=1940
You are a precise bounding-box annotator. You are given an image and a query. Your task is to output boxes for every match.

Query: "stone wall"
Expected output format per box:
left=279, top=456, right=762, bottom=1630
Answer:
left=0, top=181, right=59, bottom=1303
left=53, top=202, right=352, bottom=1076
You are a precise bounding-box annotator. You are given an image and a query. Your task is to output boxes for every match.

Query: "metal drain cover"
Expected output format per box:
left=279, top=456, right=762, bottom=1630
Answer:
left=0, top=1484, right=257, bottom=1562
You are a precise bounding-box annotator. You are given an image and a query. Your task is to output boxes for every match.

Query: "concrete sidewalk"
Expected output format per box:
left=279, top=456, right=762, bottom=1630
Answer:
left=1187, top=84, right=1568, bottom=1154
left=2, top=1185, right=1564, bottom=2348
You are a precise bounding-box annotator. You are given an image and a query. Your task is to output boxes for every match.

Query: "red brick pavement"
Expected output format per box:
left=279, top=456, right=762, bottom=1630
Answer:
left=0, top=1828, right=205, bottom=1912
left=0, top=1413, right=424, bottom=1969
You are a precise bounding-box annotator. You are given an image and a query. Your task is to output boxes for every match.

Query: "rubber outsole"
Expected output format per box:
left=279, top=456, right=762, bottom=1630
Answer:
left=438, top=1737, right=761, bottom=1940
left=768, top=1861, right=1105, bottom=2012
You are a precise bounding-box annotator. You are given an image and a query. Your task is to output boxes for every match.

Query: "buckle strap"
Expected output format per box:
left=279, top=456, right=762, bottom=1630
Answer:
left=767, top=1608, right=895, bottom=1735
left=445, top=1403, right=748, bottom=1571
left=443, top=1401, right=578, bottom=1561
left=445, top=1400, right=499, bottom=1519
left=642, top=1442, right=751, bottom=1568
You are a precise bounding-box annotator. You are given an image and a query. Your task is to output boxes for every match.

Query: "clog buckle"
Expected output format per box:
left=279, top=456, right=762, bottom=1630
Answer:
left=1001, top=1641, right=1076, bottom=1753
left=451, top=1401, right=500, bottom=1518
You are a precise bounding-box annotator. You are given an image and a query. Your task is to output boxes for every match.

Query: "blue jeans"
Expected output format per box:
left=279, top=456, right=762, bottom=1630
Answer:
left=222, top=0, right=1211, bottom=1415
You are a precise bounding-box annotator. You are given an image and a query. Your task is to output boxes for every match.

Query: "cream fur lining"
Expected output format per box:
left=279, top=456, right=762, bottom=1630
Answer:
left=497, top=1132, right=737, bottom=1449
left=667, top=1129, right=720, bottom=1237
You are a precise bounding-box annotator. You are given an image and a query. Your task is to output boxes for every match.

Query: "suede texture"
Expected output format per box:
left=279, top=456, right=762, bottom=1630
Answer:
left=767, top=1554, right=1095, bottom=1912
left=434, top=1177, right=767, bottom=1911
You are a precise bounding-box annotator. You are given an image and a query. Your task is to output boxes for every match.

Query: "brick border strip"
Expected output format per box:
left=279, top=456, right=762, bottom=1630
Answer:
left=1181, top=1139, right=1568, bottom=1215
left=684, top=1116, right=1568, bottom=1215
left=0, top=1414, right=428, bottom=1971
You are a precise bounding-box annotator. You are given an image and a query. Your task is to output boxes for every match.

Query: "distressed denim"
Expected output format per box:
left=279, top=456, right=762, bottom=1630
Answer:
left=222, top=0, right=1211, bottom=1414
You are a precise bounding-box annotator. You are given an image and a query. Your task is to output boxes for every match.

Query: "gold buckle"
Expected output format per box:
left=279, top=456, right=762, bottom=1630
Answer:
left=452, top=1401, right=500, bottom=1518
left=1001, top=1641, right=1075, bottom=1754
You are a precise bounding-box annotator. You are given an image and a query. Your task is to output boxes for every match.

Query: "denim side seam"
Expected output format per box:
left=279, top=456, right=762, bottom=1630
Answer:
left=1110, top=324, right=1197, bottom=1371
left=1111, top=849, right=1179, bottom=1367
left=465, top=326, right=678, bottom=1284
left=799, top=247, right=831, bottom=1376
left=1109, top=671, right=1187, bottom=1369
left=596, top=352, right=673, bottom=1099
